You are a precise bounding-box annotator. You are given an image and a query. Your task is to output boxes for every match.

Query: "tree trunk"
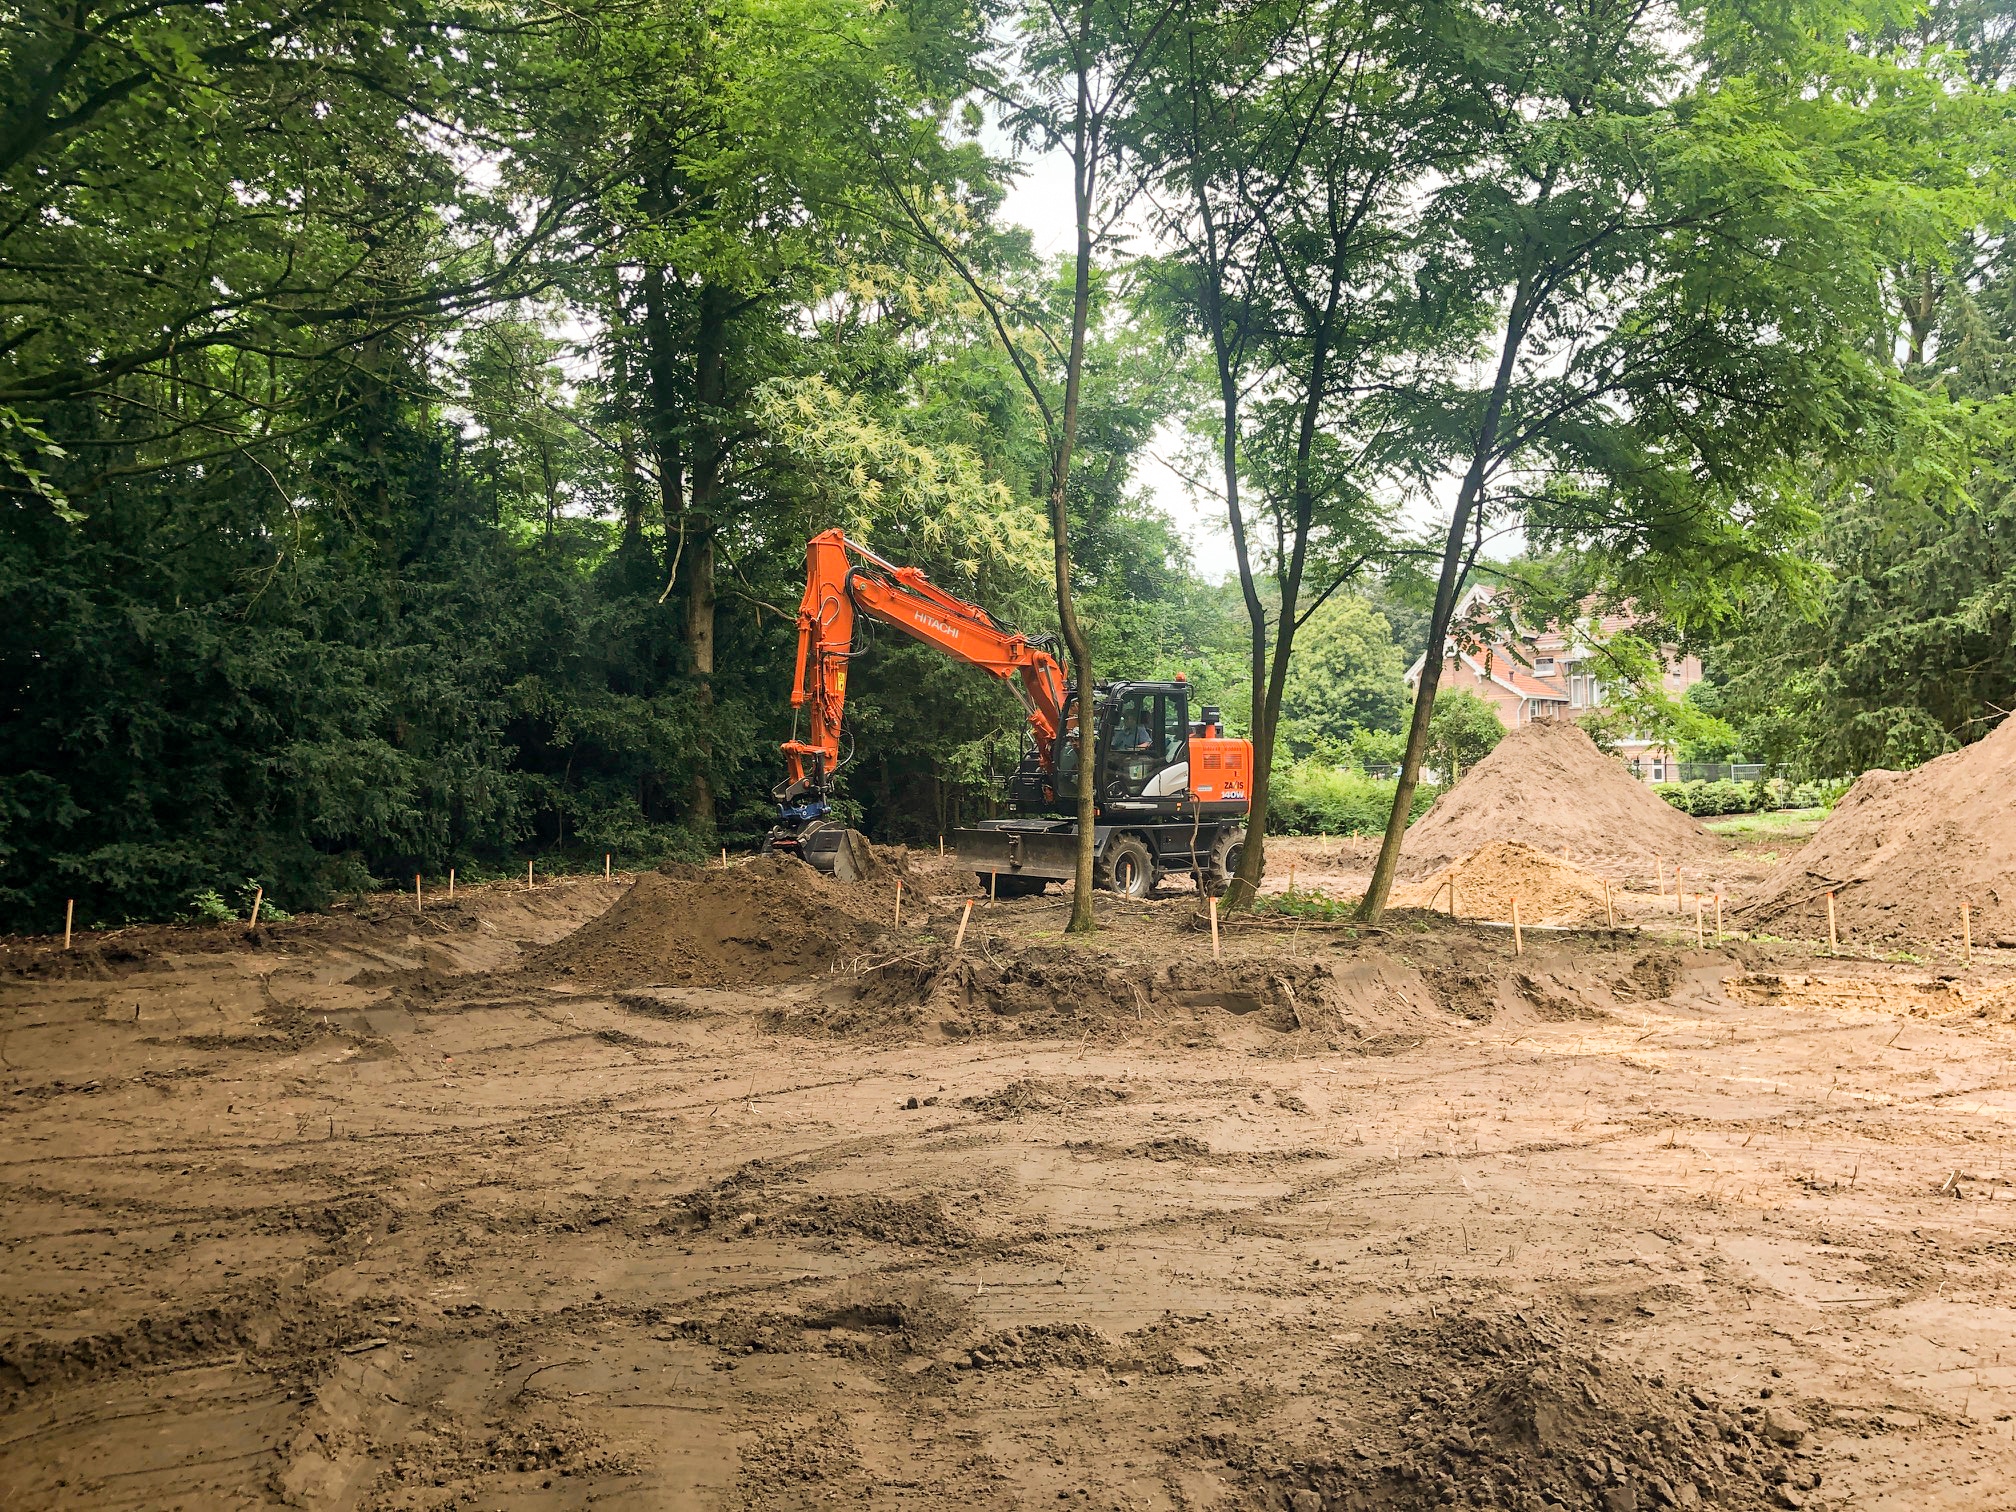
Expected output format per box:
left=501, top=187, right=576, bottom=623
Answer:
left=1359, top=299, right=1529, bottom=922
left=638, top=263, right=728, bottom=831
left=1054, top=23, right=1101, bottom=935
left=682, top=284, right=730, bottom=831
left=607, top=268, right=648, bottom=547
left=1225, top=336, right=1326, bottom=910
left=639, top=263, right=687, bottom=579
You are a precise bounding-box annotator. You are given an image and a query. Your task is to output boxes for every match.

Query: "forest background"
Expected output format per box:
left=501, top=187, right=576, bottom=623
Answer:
left=2, top=0, right=2012, bottom=929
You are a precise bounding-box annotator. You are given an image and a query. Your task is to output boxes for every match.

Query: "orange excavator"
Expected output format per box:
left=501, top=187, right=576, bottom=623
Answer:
left=766, top=529, right=1255, bottom=896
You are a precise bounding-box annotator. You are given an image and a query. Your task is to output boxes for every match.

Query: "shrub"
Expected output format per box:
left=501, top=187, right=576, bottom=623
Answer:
left=1655, top=779, right=1755, bottom=816
left=1269, top=760, right=1439, bottom=835
left=1653, top=777, right=1850, bottom=816
left=186, top=888, right=235, bottom=923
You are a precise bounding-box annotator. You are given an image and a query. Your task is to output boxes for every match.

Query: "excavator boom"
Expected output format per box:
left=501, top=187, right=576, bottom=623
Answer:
left=778, top=528, right=1068, bottom=807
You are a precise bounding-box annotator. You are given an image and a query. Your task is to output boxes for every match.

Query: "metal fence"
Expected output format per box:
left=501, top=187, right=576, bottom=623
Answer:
left=1349, top=759, right=1767, bottom=784
left=1670, top=762, right=1766, bottom=784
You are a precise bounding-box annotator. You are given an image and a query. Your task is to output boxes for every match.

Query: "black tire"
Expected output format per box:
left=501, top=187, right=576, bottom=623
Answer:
left=977, top=872, right=1048, bottom=898
left=1206, top=826, right=1245, bottom=896
left=1098, top=833, right=1156, bottom=899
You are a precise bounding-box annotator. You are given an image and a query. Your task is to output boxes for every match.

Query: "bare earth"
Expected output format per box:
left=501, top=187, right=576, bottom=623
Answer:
left=3, top=849, right=2015, bottom=1512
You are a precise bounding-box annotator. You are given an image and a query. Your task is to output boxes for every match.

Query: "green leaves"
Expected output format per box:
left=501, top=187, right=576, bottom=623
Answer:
left=754, top=376, right=1048, bottom=578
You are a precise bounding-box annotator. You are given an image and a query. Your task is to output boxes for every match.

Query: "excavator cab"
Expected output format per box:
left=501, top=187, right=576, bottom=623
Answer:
left=1016, top=681, right=1249, bottom=820
left=957, top=679, right=1253, bottom=897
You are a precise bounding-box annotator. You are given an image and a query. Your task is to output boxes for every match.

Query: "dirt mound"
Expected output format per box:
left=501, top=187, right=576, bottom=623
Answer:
left=960, top=1076, right=1133, bottom=1119
left=769, top=944, right=1447, bottom=1048
left=1401, top=720, right=1720, bottom=880
left=0, top=1280, right=367, bottom=1404
left=673, top=1174, right=975, bottom=1249
left=1214, top=1308, right=1806, bottom=1512
left=1739, top=716, right=2016, bottom=949
left=1396, top=840, right=1617, bottom=926
left=869, top=841, right=981, bottom=897
left=955, top=1322, right=1113, bottom=1372
left=530, top=856, right=891, bottom=988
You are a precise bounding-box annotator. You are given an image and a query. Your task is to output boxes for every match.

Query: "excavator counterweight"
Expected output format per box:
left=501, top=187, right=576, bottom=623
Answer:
left=767, top=530, right=1254, bottom=897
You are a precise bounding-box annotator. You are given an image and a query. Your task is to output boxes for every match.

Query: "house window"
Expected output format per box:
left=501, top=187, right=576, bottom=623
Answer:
left=1651, top=760, right=1666, bottom=783
left=1535, top=658, right=1555, bottom=676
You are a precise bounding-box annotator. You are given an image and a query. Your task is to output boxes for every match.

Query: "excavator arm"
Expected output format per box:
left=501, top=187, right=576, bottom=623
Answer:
left=777, top=529, right=1069, bottom=810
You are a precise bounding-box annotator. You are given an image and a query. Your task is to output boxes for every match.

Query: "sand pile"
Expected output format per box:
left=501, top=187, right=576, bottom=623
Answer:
left=1223, top=1308, right=1807, bottom=1512
left=1740, top=715, right=2016, bottom=949
left=1401, top=720, right=1720, bottom=880
left=773, top=943, right=1455, bottom=1050
left=531, top=855, right=891, bottom=989
left=1395, top=840, right=1616, bottom=926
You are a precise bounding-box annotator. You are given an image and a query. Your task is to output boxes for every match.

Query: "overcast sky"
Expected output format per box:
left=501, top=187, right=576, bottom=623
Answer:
left=996, top=152, right=1245, bottom=582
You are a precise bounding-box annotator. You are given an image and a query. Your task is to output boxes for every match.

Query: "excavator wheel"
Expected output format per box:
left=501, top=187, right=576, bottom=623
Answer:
left=1205, top=827, right=1245, bottom=897
left=1097, top=833, right=1156, bottom=899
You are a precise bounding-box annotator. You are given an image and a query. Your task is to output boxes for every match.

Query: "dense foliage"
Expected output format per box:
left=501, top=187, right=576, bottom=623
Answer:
left=1653, top=779, right=1848, bottom=818
left=2, top=0, right=2009, bottom=931
left=1269, top=764, right=1439, bottom=836
left=1689, top=1, right=2016, bottom=778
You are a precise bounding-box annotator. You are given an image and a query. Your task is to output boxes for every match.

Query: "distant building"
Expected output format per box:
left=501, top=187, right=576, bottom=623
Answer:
left=1402, top=585, right=1703, bottom=782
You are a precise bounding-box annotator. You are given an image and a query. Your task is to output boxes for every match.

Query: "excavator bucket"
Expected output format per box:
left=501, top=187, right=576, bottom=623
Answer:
left=796, top=822, right=875, bottom=882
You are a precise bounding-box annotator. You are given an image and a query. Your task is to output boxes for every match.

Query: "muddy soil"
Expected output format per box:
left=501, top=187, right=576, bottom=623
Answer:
left=4, top=865, right=2016, bottom=1511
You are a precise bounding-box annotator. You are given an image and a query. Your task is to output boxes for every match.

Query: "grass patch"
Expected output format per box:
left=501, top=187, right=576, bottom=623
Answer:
left=1701, top=808, right=1826, bottom=837
left=1253, top=888, right=1359, bottom=921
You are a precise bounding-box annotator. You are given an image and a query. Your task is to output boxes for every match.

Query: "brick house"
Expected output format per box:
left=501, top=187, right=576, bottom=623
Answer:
left=1402, top=586, right=1703, bottom=781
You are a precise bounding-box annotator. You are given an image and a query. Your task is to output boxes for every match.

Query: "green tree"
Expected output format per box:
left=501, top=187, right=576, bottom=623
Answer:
left=1701, top=1, right=2016, bottom=777
left=1132, top=0, right=1492, bottom=907
left=1278, top=595, right=1409, bottom=757
left=0, top=0, right=559, bottom=504
left=1425, top=690, right=1503, bottom=784
left=1356, top=0, right=2005, bottom=921
left=514, top=0, right=989, bottom=828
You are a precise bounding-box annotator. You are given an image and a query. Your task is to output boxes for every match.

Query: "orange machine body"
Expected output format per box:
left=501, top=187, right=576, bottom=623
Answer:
left=771, top=531, right=1258, bottom=896
left=778, top=529, right=1068, bottom=804
left=1185, top=734, right=1252, bottom=806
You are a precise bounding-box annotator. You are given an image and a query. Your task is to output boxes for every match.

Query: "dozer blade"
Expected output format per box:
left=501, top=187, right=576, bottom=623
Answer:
left=953, top=825, right=1079, bottom=882
left=797, top=822, right=874, bottom=883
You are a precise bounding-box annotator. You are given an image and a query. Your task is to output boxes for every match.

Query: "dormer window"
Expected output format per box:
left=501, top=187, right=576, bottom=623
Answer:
left=1535, top=658, right=1556, bottom=675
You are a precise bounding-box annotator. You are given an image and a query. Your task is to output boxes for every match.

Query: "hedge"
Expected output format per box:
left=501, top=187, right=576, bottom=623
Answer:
left=1653, top=778, right=1850, bottom=816
left=1269, top=761, right=1441, bottom=835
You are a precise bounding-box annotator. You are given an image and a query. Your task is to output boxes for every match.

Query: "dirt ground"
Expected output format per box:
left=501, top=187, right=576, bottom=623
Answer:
left=4, top=841, right=2016, bottom=1512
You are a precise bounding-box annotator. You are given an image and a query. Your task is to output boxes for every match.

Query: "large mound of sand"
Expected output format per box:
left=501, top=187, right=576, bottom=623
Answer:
left=532, top=855, right=893, bottom=988
left=1401, top=720, right=1720, bottom=880
left=529, top=841, right=982, bottom=990
left=1395, top=841, right=1615, bottom=926
left=1739, top=716, right=2016, bottom=949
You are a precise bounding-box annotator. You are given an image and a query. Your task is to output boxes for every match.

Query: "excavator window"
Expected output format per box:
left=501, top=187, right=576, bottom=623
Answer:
left=1108, top=689, right=1185, bottom=797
